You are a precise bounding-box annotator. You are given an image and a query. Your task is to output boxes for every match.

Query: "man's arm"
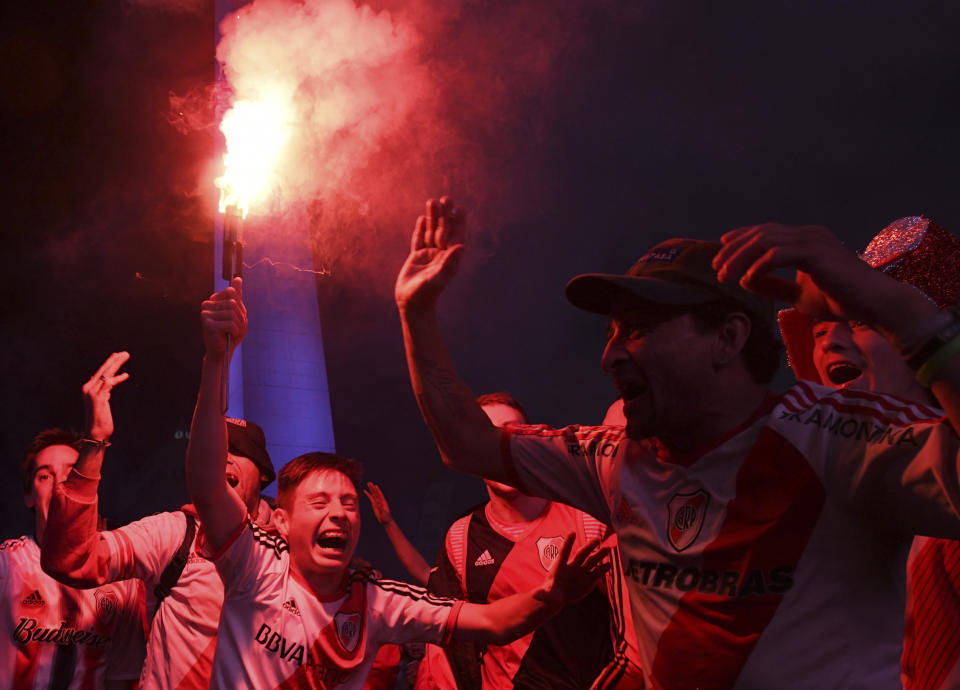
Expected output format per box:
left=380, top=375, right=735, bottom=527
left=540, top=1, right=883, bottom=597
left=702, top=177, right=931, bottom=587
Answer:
left=185, top=277, right=247, bottom=553
left=395, top=198, right=509, bottom=482
left=41, top=352, right=130, bottom=585
left=713, top=223, right=960, bottom=429
left=450, top=535, right=608, bottom=644
left=365, top=482, right=430, bottom=585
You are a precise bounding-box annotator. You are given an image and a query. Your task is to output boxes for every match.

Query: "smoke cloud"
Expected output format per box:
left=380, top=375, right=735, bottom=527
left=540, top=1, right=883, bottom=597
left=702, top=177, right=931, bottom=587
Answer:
left=202, top=0, right=638, bottom=287
left=216, top=0, right=422, bottom=209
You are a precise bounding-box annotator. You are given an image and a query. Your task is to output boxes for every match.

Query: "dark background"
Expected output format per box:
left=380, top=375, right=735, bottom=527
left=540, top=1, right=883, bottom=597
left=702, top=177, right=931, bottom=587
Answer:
left=2, top=0, right=959, bottom=579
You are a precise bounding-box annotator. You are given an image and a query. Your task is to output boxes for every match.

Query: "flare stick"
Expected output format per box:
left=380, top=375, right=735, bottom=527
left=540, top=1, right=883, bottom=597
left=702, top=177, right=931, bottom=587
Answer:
left=221, top=205, right=244, bottom=413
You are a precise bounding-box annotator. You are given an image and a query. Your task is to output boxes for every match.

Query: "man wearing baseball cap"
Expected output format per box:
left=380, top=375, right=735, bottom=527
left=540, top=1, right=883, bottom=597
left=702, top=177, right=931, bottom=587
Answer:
left=42, top=383, right=276, bottom=689
left=395, top=198, right=960, bottom=689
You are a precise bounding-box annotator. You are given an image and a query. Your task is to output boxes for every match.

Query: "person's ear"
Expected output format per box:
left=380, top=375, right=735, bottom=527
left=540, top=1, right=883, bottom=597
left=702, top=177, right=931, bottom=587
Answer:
left=273, top=508, right=290, bottom=539
left=713, top=312, right=752, bottom=368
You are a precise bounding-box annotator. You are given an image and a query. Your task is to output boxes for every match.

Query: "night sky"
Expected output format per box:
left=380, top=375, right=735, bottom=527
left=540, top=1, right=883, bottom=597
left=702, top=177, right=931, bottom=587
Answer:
left=2, top=0, right=959, bottom=579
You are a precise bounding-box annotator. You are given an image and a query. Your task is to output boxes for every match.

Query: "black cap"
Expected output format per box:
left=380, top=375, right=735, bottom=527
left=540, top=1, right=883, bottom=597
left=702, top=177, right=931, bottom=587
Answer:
left=226, top=418, right=275, bottom=487
left=565, top=238, right=774, bottom=325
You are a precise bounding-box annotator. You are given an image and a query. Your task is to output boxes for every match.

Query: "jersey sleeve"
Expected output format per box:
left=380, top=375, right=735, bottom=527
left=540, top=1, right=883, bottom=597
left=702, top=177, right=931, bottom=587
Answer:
left=101, top=511, right=187, bottom=588
left=368, top=580, right=464, bottom=647
left=503, top=424, right=623, bottom=525
left=775, top=381, right=960, bottom=538
left=42, top=468, right=184, bottom=589
left=210, top=520, right=286, bottom=597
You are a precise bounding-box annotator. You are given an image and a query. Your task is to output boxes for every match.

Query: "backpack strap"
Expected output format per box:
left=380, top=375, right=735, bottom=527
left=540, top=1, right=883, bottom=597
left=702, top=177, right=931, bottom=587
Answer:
left=153, top=512, right=197, bottom=604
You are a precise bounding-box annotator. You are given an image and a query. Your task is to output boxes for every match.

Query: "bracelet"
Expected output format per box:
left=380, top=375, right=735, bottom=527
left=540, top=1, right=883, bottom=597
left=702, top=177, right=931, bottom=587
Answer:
left=916, top=333, right=960, bottom=387
left=906, top=315, right=960, bottom=371
left=80, top=438, right=112, bottom=450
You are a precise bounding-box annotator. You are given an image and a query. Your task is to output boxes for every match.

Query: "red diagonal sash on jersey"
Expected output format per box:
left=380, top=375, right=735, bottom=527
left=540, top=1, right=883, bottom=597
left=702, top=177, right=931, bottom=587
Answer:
left=903, top=538, right=960, bottom=690
left=278, top=576, right=368, bottom=689
left=650, top=428, right=825, bottom=689
left=174, top=636, right=217, bottom=690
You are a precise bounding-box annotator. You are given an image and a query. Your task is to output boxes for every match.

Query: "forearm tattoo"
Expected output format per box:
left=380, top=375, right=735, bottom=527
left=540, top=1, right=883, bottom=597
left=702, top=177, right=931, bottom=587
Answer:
left=421, top=356, right=470, bottom=420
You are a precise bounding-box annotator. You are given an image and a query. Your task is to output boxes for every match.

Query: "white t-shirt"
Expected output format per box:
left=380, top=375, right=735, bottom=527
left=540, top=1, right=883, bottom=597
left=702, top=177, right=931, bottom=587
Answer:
left=0, top=536, right=145, bottom=689
left=48, top=473, right=274, bottom=689
left=210, top=520, right=463, bottom=689
left=502, top=381, right=960, bottom=689
left=101, top=508, right=223, bottom=689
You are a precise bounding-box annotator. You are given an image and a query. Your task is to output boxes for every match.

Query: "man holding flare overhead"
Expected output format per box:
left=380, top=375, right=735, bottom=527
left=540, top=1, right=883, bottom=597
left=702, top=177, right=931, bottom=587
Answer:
left=185, top=276, right=609, bottom=689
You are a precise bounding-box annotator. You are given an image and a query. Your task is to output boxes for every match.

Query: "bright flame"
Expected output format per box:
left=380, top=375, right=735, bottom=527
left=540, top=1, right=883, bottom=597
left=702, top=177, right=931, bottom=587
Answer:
left=216, top=98, right=289, bottom=218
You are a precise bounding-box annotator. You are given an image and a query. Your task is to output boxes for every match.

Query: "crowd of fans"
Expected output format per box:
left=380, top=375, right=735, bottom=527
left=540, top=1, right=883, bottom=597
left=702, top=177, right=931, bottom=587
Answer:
left=4, top=205, right=960, bottom=689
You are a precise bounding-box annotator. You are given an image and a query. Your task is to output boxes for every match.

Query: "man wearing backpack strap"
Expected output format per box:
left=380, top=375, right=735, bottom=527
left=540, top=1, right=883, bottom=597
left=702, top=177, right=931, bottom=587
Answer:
left=41, top=351, right=276, bottom=690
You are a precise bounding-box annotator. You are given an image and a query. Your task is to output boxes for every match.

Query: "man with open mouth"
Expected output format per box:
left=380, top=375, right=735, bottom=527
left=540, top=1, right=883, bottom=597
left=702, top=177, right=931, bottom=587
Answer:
left=396, top=197, right=960, bottom=689
left=779, top=215, right=960, bottom=690
left=184, top=277, right=610, bottom=689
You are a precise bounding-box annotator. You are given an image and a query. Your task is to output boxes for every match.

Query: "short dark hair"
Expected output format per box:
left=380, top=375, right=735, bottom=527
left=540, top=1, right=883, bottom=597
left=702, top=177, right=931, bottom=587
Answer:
left=21, top=429, right=83, bottom=495
left=688, top=300, right=783, bottom=384
left=476, top=392, right=529, bottom=423
left=276, top=452, right=364, bottom=511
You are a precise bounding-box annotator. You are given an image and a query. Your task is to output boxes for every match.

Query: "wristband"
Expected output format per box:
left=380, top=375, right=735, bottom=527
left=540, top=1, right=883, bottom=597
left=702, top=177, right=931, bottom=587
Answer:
left=916, top=333, right=960, bottom=387
left=905, top=314, right=960, bottom=371
left=80, top=438, right=112, bottom=450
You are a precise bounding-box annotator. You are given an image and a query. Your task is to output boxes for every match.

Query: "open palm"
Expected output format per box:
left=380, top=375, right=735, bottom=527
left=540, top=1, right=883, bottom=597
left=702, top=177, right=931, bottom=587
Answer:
left=395, top=197, right=466, bottom=310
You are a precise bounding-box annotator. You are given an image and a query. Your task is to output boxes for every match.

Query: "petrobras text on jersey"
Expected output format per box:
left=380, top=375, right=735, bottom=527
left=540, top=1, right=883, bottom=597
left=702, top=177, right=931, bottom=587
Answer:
left=625, top=559, right=794, bottom=597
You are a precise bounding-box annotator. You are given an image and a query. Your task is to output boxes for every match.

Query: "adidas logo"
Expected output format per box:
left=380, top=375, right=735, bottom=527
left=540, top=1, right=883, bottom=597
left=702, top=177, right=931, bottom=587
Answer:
left=282, top=598, right=301, bottom=616
left=474, top=550, right=495, bottom=567
left=22, top=590, right=44, bottom=607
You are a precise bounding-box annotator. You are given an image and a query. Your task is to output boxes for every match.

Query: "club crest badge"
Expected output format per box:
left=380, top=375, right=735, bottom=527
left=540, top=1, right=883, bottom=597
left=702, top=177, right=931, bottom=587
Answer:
left=94, top=589, right=118, bottom=625
left=335, top=612, right=362, bottom=652
left=536, top=536, right=565, bottom=571
left=667, top=490, right=710, bottom=552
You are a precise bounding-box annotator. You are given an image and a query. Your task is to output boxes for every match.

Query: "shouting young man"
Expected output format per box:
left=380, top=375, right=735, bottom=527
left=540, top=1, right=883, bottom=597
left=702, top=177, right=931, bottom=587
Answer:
left=186, top=277, right=608, bottom=689
left=779, top=215, right=960, bottom=690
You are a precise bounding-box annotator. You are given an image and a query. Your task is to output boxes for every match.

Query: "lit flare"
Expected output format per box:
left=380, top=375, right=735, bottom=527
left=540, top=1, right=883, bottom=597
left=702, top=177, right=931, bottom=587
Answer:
left=215, top=98, right=289, bottom=218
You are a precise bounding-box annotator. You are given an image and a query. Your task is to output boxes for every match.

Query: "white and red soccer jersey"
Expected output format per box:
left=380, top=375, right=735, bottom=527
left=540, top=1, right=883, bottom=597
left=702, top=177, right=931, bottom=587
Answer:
left=902, top=535, right=960, bottom=689
left=502, top=381, right=960, bottom=689
left=0, top=535, right=145, bottom=689
left=45, top=473, right=226, bottom=690
left=210, top=519, right=463, bottom=689
left=438, top=501, right=638, bottom=688
left=100, top=508, right=225, bottom=689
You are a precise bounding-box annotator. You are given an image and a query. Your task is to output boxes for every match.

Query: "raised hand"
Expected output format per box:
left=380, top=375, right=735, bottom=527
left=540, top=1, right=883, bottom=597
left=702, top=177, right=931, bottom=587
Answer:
left=537, top=535, right=610, bottom=609
left=200, top=277, right=247, bottom=359
left=713, top=223, right=892, bottom=324
left=364, top=482, right=393, bottom=525
left=83, top=351, right=131, bottom=442
left=395, top=197, right=466, bottom=311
